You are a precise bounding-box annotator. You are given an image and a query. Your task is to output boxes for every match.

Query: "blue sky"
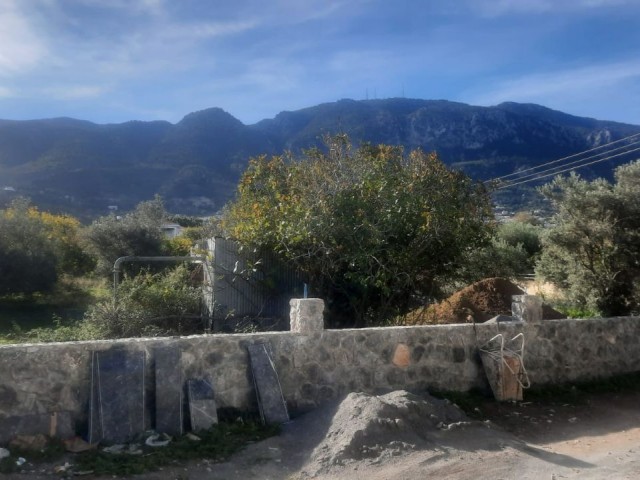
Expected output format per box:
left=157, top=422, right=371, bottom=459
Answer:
left=1, top=0, right=639, bottom=125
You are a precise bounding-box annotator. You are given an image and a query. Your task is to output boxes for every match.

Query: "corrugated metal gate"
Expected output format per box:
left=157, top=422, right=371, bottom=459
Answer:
left=202, top=238, right=303, bottom=330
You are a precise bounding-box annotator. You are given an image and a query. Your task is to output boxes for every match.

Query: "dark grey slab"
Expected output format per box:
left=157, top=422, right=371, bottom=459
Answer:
left=88, top=351, right=102, bottom=444
left=97, top=349, right=145, bottom=443
left=155, top=346, right=183, bottom=436
left=0, top=411, right=74, bottom=444
left=187, top=378, right=218, bottom=431
left=247, top=343, right=289, bottom=425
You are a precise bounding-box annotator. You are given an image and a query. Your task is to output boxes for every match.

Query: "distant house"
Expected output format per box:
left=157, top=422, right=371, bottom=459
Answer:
left=161, top=223, right=184, bottom=239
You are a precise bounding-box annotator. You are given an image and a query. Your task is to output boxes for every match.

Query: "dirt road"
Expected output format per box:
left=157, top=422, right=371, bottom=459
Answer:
left=3, top=390, right=640, bottom=479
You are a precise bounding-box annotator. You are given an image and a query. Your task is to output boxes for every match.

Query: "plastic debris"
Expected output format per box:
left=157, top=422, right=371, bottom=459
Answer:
left=0, top=448, right=9, bottom=460
left=16, top=457, right=26, bottom=466
left=54, top=462, right=72, bottom=473
left=185, top=433, right=201, bottom=441
left=126, top=444, right=143, bottom=455
left=145, top=433, right=171, bottom=447
left=102, top=444, right=125, bottom=454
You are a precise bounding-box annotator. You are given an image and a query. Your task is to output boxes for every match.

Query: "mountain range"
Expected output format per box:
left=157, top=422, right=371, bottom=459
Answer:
left=1, top=98, right=639, bottom=219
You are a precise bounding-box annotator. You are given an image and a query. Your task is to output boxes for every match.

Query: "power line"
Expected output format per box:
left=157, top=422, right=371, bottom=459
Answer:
left=494, top=145, right=640, bottom=190
left=493, top=139, right=640, bottom=186
left=487, top=132, right=640, bottom=183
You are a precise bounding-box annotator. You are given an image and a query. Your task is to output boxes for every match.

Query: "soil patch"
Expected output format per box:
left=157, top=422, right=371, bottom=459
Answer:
left=301, top=390, right=467, bottom=477
left=405, top=277, right=565, bottom=325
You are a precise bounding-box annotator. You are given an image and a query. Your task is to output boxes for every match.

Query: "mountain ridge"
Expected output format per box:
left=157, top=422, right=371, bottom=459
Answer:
left=0, top=98, right=638, bottom=219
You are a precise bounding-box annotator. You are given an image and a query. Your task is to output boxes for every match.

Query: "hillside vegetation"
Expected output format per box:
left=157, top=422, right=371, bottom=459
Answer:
left=1, top=99, right=639, bottom=218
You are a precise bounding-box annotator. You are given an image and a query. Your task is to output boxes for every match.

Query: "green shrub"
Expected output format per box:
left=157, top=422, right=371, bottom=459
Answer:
left=84, top=265, right=203, bottom=338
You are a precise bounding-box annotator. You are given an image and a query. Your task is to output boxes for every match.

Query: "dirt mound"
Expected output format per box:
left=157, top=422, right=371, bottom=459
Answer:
left=302, top=390, right=468, bottom=476
left=405, top=277, right=564, bottom=325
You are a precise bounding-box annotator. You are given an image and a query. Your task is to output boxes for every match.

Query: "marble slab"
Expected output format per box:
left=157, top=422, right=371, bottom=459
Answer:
left=88, top=351, right=102, bottom=444
left=247, top=343, right=289, bottom=425
left=154, top=346, right=183, bottom=436
left=96, top=349, right=145, bottom=443
left=187, top=378, right=218, bottom=431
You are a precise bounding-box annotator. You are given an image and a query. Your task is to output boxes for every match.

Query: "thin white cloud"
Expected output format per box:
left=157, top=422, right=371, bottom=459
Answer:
left=468, top=0, right=634, bottom=16
left=73, top=0, right=166, bottom=16
left=164, top=19, right=259, bottom=40
left=0, top=1, right=47, bottom=75
left=0, top=86, right=15, bottom=98
left=42, top=84, right=110, bottom=100
left=468, top=60, right=640, bottom=106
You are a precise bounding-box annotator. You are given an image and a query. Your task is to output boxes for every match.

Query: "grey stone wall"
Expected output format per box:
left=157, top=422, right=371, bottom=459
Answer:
left=1, top=317, right=639, bottom=442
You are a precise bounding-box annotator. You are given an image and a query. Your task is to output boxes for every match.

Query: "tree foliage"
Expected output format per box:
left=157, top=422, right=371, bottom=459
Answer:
left=496, top=220, right=542, bottom=271
left=82, top=196, right=167, bottom=276
left=536, top=161, right=640, bottom=316
left=0, top=198, right=58, bottom=294
left=223, top=135, right=494, bottom=326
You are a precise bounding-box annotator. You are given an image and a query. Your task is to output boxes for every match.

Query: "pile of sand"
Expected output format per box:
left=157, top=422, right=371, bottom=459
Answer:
left=404, top=277, right=564, bottom=325
left=301, top=390, right=468, bottom=476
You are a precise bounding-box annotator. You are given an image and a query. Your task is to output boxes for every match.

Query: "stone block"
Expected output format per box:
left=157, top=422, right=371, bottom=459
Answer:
left=247, top=342, right=289, bottom=425
left=187, top=378, right=218, bottom=431
left=290, top=298, right=324, bottom=334
left=155, top=346, right=183, bottom=436
left=96, top=349, right=145, bottom=443
left=512, top=295, right=543, bottom=322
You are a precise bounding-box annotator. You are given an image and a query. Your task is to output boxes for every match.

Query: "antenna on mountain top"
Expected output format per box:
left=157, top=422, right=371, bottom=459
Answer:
left=366, top=88, right=369, bottom=100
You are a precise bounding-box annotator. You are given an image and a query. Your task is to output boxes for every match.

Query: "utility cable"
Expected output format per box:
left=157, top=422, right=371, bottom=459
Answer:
left=493, top=139, right=640, bottom=186
left=487, top=132, right=640, bottom=183
left=494, top=145, right=640, bottom=190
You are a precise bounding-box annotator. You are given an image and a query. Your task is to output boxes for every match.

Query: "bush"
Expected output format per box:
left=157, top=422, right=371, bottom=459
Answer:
left=84, top=265, right=203, bottom=338
left=82, top=197, right=167, bottom=276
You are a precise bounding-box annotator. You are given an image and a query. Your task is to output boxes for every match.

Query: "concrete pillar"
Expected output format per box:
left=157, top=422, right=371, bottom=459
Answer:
left=511, top=294, right=543, bottom=322
left=290, top=298, right=325, bottom=333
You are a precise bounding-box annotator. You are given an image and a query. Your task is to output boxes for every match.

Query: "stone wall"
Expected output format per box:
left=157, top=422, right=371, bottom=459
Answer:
left=1, top=317, right=639, bottom=442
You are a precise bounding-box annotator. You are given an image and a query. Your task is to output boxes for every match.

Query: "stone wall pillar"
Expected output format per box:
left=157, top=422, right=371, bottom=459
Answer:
left=290, top=298, right=324, bottom=334
left=512, top=294, right=543, bottom=322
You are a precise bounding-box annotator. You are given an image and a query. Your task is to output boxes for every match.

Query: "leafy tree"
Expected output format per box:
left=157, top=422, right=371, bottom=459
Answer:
left=82, top=196, right=167, bottom=276
left=223, top=135, right=494, bottom=326
left=496, top=220, right=543, bottom=271
left=451, top=238, right=530, bottom=288
left=28, top=208, right=94, bottom=275
left=0, top=198, right=58, bottom=294
left=536, top=161, right=640, bottom=316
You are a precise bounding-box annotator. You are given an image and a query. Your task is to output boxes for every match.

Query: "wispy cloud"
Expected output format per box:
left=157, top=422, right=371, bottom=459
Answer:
left=42, top=84, right=111, bottom=100
left=467, top=0, right=635, bottom=16
left=0, top=86, right=15, bottom=98
left=468, top=60, right=640, bottom=105
left=0, top=1, right=47, bottom=75
left=163, top=19, right=259, bottom=40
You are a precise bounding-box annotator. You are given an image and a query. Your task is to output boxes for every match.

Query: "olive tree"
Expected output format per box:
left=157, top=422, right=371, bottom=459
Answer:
left=536, top=160, right=640, bottom=316
left=82, top=196, right=167, bottom=276
left=0, top=198, right=58, bottom=294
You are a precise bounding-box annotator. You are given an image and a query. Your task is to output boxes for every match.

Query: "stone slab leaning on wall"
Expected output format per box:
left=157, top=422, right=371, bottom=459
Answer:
left=1, top=316, right=640, bottom=443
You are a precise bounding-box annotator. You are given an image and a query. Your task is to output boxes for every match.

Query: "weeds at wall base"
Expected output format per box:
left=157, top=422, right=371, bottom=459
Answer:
left=432, top=370, right=640, bottom=419
left=0, top=421, right=279, bottom=476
